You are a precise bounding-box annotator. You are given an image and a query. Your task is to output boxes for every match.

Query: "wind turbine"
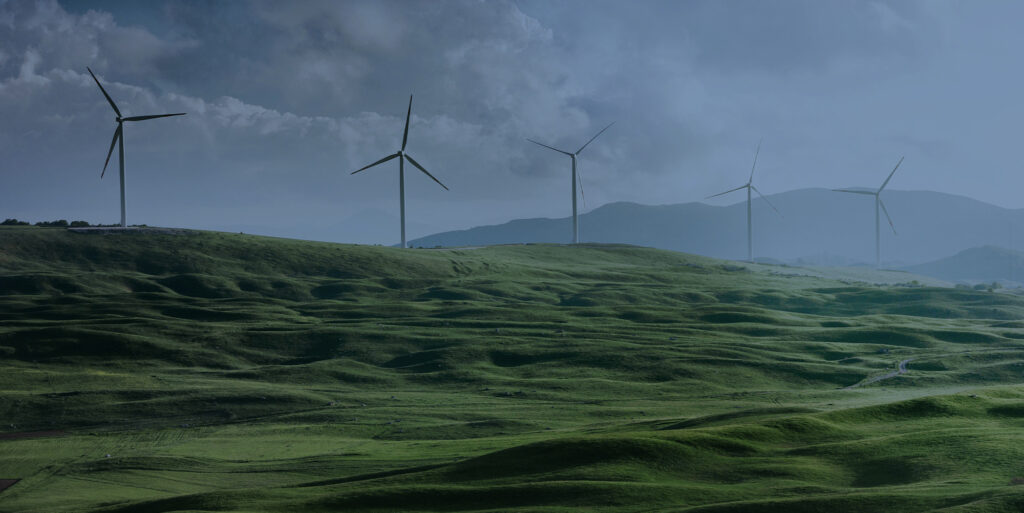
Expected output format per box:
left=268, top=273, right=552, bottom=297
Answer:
left=528, top=122, right=614, bottom=244
left=706, top=139, right=780, bottom=262
left=351, top=95, right=448, bottom=248
left=87, top=67, right=185, bottom=228
left=834, top=156, right=904, bottom=269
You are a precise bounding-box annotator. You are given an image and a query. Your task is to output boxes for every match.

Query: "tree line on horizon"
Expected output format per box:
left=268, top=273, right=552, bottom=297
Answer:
left=1, top=219, right=130, bottom=228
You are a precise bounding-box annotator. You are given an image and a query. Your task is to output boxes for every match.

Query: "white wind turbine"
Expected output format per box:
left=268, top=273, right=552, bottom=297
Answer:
left=527, top=122, right=615, bottom=244
left=834, top=156, right=904, bottom=269
left=706, top=139, right=780, bottom=262
left=351, top=95, right=448, bottom=248
left=88, top=67, right=186, bottom=228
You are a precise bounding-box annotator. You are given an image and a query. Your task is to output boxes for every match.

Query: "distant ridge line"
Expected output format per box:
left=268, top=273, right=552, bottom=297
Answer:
left=408, top=188, right=1024, bottom=267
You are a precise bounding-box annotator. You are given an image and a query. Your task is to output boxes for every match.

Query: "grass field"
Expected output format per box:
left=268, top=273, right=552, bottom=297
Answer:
left=3, top=226, right=1024, bottom=512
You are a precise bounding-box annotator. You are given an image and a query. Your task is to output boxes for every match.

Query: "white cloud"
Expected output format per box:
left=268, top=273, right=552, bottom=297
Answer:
left=17, top=48, right=49, bottom=85
left=870, top=1, right=917, bottom=32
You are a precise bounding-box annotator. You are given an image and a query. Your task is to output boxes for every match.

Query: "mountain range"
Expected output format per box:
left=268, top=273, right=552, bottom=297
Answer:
left=409, top=188, right=1024, bottom=267
left=903, top=245, right=1024, bottom=285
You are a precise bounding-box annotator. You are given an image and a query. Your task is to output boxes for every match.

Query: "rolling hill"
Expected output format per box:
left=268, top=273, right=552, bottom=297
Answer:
left=904, top=245, right=1024, bottom=285
left=409, top=189, right=1024, bottom=266
left=3, top=227, right=1024, bottom=512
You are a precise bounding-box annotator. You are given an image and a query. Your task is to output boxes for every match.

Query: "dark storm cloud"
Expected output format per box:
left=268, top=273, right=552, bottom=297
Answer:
left=0, top=0, right=196, bottom=86
left=1, top=0, right=1021, bottom=246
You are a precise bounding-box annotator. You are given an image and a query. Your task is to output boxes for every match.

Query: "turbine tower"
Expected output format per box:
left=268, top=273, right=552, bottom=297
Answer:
left=528, top=122, right=615, bottom=244
left=352, top=95, right=448, bottom=248
left=706, top=140, right=780, bottom=262
left=834, top=156, right=904, bottom=269
left=87, top=67, right=185, bottom=228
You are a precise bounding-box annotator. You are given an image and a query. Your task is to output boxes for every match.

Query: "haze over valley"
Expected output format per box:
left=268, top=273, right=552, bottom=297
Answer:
left=411, top=189, right=1024, bottom=279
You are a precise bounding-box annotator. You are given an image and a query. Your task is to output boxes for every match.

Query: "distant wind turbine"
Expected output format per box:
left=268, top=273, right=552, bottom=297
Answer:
left=87, top=67, right=185, bottom=228
left=706, top=139, right=780, bottom=262
left=834, top=156, right=904, bottom=269
left=528, top=122, right=615, bottom=244
left=351, top=95, right=448, bottom=249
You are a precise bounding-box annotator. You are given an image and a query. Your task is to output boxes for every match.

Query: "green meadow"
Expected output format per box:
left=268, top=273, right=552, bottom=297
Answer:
left=3, top=226, right=1024, bottom=512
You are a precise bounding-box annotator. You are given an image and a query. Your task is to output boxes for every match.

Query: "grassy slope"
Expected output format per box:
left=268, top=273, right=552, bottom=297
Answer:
left=2, top=227, right=1024, bottom=512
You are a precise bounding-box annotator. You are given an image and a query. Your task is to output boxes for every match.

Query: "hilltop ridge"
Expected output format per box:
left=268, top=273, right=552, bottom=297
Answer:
left=410, top=189, right=1024, bottom=266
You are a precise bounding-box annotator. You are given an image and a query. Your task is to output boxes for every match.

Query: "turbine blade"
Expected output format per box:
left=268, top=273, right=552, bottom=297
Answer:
left=706, top=184, right=747, bottom=199
left=575, top=121, right=615, bottom=155
left=404, top=154, right=448, bottom=190
left=402, top=95, right=412, bottom=151
left=879, top=198, right=897, bottom=234
left=527, top=138, right=573, bottom=156
left=751, top=185, right=780, bottom=215
left=748, top=138, right=762, bottom=183
left=101, top=124, right=122, bottom=178
left=122, top=113, right=186, bottom=121
left=87, top=67, right=121, bottom=118
left=351, top=152, right=400, bottom=174
left=878, top=156, right=904, bottom=192
left=833, top=188, right=877, bottom=196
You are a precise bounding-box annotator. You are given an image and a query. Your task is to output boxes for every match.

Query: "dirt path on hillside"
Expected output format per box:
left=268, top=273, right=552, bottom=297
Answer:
left=842, top=346, right=1024, bottom=390
left=844, top=359, right=913, bottom=390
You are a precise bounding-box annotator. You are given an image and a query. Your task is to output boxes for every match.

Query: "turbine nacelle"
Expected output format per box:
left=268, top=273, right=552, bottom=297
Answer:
left=704, top=139, right=779, bottom=262
left=87, top=65, right=185, bottom=227
left=527, top=122, right=615, bottom=244
left=832, top=156, right=905, bottom=267
left=350, top=95, right=448, bottom=248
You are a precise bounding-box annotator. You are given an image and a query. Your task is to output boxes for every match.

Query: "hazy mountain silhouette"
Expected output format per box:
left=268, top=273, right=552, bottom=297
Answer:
left=904, top=246, right=1024, bottom=284
left=409, top=188, right=1024, bottom=265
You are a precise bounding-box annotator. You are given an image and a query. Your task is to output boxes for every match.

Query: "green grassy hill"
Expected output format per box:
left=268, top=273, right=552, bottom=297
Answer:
left=2, top=227, right=1024, bottom=512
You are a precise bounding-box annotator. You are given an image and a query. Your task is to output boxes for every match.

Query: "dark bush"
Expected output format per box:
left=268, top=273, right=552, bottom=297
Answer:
left=973, top=282, right=1002, bottom=291
left=34, top=220, right=69, bottom=227
left=1, top=218, right=29, bottom=226
left=69, top=220, right=90, bottom=227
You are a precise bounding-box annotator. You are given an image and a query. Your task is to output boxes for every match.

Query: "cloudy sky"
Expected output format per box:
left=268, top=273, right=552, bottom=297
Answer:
left=1, top=0, right=1021, bottom=244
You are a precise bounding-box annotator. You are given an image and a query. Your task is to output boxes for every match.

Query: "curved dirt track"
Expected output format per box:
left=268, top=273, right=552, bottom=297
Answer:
left=844, top=359, right=913, bottom=390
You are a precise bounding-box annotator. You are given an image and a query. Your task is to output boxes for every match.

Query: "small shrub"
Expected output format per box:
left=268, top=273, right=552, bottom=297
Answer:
left=34, top=220, right=69, bottom=227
